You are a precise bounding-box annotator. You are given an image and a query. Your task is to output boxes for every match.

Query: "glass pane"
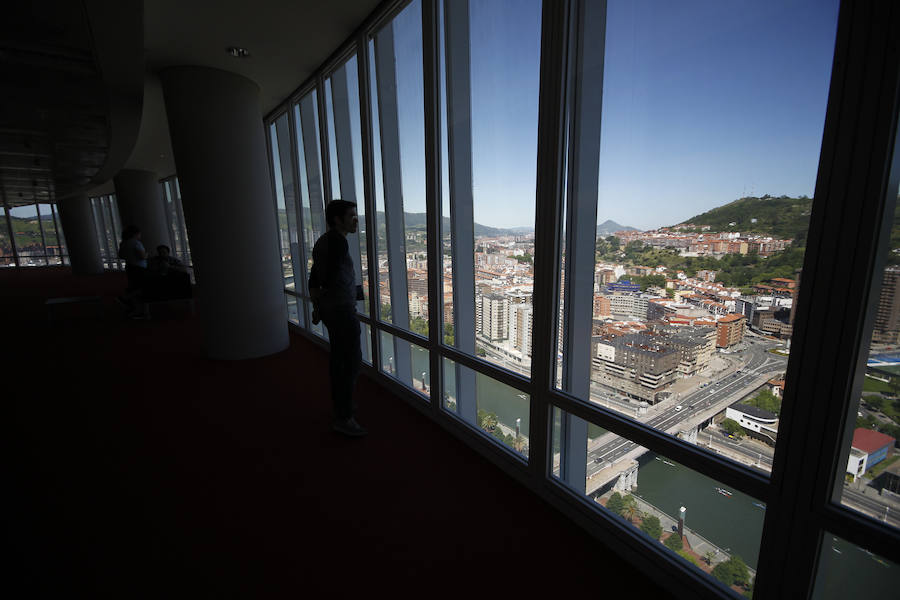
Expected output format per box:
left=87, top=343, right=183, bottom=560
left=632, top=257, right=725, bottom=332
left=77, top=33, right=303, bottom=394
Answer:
left=835, top=119, right=900, bottom=530
left=89, top=198, right=107, bottom=262
left=379, top=330, right=430, bottom=399
left=362, top=323, right=372, bottom=365
left=286, top=293, right=300, bottom=325
left=442, top=358, right=529, bottom=458
left=439, top=0, right=540, bottom=376
left=295, top=92, right=327, bottom=296
left=102, top=197, right=119, bottom=269
left=9, top=203, right=45, bottom=262
left=0, top=205, right=13, bottom=266
left=812, top=532, right=897, bottom=599
left=270, top=114, right=300, bottom=292
left=172, top=179, right=191, bottom=265
left=369, top=0, right=428, bottom=336
left=552, top=406, right=764, bottom=596
left=325, top=54, right=370, bottom=316
left=554, top=0, right=840, bottom=471
left=38, top=203, right=59, bottom=259
left=52, top=203, right=67, bottom=259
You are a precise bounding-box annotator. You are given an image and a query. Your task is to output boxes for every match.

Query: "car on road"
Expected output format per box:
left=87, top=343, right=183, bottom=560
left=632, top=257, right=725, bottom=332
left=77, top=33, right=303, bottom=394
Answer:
left=675, top=405, right=683, bottom=411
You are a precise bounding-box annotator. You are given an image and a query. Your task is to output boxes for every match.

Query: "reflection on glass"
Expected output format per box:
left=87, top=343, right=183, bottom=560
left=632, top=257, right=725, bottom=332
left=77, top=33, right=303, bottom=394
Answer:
left=836, top=125, right=900, bottom=531
left=812, top=532, right=897, bottom=599
left=380, top=330, right=430, bottom=399
left=369, top=0, right=428, bottom=335
left=552, top=1, right=839, bottom=471
left=439, top=0, right=540, bottom=376
left=551, top=407, right=763, bottom=596
left=442, top=358, right=529, bottom=458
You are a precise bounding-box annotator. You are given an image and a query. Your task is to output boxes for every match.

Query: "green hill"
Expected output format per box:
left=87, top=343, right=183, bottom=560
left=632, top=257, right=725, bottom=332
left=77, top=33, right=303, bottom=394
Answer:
left=682, top=195, right=813, bottom=244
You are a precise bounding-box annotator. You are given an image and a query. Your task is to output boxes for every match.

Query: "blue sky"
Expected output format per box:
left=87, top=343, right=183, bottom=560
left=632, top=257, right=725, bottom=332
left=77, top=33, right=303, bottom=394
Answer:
left=390, top=0, right=840, bottom=230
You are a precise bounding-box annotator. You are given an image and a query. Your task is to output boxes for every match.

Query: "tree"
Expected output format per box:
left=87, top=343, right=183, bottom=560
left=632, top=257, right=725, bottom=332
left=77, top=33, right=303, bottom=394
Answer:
left=380, top=302, right=392, bottom=322
left=476, top=346, right=487, bottom=357
left=704, top=551, right=716, bottom=565
left=622, top=494, right=641, bottom=524
left=711, top=561, right=734, bottom=586
left=410, top=316, right=428, bottom=337
left=721, top=418, right=745, bottom=438
left=477, top=409, right=499, bottom=432
left=729, top=556, right=750, bottom=587
left=640, top=515, right=662, bottom=540
left=606, top=492, right=624, bottom=516
left=711, top=556, right=750, bottom=588
left=443, top=322, right=454, bottom=346
left=664, top=533, right=683, bottom=552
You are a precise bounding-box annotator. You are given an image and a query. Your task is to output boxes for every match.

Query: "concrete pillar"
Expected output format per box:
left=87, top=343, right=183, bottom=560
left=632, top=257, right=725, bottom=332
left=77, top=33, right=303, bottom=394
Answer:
left=160, top=67, right=288, bottom=360
left=113, top=169, right=170, bottom=255
left=56, top=193, right=104, bottom=275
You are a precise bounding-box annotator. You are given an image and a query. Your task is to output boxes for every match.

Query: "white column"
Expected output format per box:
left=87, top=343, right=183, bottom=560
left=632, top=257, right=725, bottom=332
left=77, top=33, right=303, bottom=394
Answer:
left=56, top=193, right=104, bottom=275
left=160, top=67, right=288, bottom=360
left=113, top=169, right=169, bottom=255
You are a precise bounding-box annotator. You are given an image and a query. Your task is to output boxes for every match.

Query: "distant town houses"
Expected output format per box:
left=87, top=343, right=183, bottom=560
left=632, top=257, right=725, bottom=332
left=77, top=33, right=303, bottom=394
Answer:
left=613, top=228, right=793, bottom=257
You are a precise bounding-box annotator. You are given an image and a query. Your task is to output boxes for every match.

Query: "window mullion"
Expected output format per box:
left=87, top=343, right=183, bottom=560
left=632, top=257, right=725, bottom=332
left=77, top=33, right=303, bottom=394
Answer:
left=443, top=0, right=478, bottom=425
left=529, top=0, right=570, bottom=482
left=422, top=0, right=443, bottom=417
left=359, top=31, right=382, bottom=378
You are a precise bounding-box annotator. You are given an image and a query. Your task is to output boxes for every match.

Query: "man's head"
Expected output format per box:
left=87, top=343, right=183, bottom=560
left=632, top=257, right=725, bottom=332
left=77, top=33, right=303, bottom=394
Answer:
left=157, top=245, right=170, bottom=258
left=122, top=225, right=141, bottom=241
left=325, top=200, right=358, bottom=235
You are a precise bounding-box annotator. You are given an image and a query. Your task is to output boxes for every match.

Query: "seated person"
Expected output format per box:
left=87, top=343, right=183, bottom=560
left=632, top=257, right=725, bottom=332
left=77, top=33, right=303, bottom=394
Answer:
left=144, top=245, right=191, bottom=301
left=147, top=245, right=185, bottom=276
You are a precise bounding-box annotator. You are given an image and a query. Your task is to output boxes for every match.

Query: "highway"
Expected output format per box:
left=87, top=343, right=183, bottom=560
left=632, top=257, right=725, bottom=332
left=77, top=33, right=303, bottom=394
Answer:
left=586, top=339, right=788, bottom=479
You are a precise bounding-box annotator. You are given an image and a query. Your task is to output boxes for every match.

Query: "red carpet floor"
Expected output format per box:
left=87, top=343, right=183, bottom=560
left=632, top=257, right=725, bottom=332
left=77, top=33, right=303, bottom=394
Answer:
left=3, top=268, right=674, bottom=598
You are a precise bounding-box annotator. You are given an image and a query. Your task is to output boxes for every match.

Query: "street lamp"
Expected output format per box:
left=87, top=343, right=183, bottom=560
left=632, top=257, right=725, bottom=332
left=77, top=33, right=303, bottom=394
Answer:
left=422, top=371, right=427, bottom=392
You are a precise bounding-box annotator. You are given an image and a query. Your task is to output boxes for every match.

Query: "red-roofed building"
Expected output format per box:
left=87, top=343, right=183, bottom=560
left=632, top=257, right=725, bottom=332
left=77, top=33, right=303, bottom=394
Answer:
left=852, top=428, right=895, bottom=469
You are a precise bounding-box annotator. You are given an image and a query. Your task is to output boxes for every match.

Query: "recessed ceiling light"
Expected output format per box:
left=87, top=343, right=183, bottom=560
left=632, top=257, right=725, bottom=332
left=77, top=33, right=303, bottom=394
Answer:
left=226, top=47, right=250, bottom=58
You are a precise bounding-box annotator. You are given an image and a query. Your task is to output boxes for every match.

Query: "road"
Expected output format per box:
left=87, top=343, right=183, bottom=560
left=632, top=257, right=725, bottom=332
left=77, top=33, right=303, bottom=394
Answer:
left=586, top=339, right=788, bottom=479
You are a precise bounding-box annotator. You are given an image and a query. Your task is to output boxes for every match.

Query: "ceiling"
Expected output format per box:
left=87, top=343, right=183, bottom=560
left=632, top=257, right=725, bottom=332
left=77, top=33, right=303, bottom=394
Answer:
left=0, top=0, right=381, bottom=205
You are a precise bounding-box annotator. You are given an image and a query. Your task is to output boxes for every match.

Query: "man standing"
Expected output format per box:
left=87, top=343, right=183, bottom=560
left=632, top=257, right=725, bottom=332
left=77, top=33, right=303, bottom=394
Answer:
left=309, top=200, right=366, bottom=437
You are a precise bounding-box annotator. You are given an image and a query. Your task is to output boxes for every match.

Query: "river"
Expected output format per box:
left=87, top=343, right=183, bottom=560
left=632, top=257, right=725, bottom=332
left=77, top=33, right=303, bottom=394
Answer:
left=389, top=342, right=895, bottom=590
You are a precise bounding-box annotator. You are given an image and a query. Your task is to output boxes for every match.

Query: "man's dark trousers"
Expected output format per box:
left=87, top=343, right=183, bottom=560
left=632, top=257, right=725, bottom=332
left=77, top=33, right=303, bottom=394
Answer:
left=321, top=307, right=362, bottom=421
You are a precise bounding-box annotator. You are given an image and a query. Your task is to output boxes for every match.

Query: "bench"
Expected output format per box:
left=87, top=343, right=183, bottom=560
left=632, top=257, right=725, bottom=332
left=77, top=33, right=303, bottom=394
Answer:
left=45, top=296, right=104, bottom=325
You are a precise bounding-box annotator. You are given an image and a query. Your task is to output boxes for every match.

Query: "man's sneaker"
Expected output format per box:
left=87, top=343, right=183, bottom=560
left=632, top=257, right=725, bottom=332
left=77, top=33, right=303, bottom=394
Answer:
left=333, top=417, right=368, bottom=437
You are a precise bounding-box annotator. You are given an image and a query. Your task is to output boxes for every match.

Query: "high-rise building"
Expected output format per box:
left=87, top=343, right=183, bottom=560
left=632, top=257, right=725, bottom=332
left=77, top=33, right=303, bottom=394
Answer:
left=872, top=266, right=900, bottom=344
left=480, top=293, right=509, bottom=342
left=716, top=313, right=746, bottom=348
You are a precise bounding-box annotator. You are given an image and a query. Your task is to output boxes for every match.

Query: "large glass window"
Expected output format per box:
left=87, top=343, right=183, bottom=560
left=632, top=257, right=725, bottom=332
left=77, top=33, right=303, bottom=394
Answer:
left=294, top=89, right=328, bottom=336
left=9, top=203, right=46, bottom=265
left=554, top=0, right=839, bottom=474
left=439, top=0, right=542, bottom=378
left=270, top=113, right=300, bottom=292
left=552, top=405, right=764, bottom=596
left=369, top=0, right=428, bottom=339
left=260, top=1, right=900, bottom=596
left=38, top=203, right=61, bottom=265
left=833, top=118, right=900, bottom=531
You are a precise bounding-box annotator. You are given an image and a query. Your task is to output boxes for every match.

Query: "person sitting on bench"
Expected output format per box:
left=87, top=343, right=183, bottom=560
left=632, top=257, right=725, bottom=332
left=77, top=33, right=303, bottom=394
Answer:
left=148, top=245, right=185, bottom=276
